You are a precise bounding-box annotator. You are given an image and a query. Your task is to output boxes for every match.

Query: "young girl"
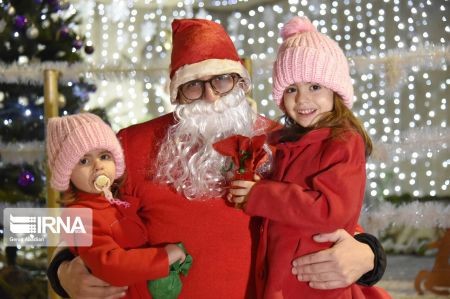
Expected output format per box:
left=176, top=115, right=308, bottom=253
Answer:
left=228, top=17, right=391, bottom=299
left=46, top=113, right=190, bottom=299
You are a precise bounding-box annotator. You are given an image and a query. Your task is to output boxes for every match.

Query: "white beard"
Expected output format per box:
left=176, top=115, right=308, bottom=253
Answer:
left=154, top=88, right=260, bottom=200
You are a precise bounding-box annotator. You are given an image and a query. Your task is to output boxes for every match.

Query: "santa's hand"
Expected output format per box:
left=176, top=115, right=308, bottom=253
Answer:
left=291, top=229, right=374, bottom=290
left=59, top=256, right=127, bottom=299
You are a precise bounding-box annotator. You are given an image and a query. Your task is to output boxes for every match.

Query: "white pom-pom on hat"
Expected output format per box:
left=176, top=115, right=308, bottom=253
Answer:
left=280, top=16, right=317, bottom=41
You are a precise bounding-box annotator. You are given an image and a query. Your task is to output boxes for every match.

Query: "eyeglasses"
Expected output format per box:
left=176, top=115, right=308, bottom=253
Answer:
left=179, top=73, right=241, bottom=102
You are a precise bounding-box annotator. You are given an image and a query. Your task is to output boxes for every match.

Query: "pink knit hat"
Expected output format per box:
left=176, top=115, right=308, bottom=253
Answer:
left=46, top=113, right=125, bottom=191
left=273, top=16, right=354, bottom=109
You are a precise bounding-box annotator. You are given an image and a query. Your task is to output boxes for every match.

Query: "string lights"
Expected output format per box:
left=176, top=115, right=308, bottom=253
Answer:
left=1, top=0, right=448, bottom=204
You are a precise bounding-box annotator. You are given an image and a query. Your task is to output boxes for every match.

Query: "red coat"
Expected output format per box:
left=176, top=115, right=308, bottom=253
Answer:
left=116, top=113, right=275, bottom=299
left=245, top=128, right=391, bottom=299
left=67, top=192, right=168, bottom=299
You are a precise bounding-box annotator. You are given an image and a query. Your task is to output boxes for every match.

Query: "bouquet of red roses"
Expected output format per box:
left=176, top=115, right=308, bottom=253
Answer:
left=213, top=134, right=268, bottom=181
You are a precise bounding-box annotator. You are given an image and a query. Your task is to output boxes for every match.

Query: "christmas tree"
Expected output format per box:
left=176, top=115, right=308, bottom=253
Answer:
left=0, top=0, right=96, bottom=297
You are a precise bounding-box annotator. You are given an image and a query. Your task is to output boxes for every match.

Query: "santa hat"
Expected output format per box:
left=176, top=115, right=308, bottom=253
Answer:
left=46, top=113, right=125, bottom=191
left=273, top=16, right=354, bottom=109
left=169, top=18, right=251, bottom=103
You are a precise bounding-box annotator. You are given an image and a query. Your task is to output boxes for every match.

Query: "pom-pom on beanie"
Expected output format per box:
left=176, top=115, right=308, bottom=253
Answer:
left=46, top=113, right=125, bottom=191
left=273, top=16, right=354, bottom=109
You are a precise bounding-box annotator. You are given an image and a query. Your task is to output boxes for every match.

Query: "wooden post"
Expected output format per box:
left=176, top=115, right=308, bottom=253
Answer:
left=43, top=69, right=61, bottom=299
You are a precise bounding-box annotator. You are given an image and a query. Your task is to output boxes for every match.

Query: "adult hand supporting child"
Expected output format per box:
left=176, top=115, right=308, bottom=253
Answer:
left=292, top=229, right=374, bottom=290
left=59, top=256, right=128, bottom=299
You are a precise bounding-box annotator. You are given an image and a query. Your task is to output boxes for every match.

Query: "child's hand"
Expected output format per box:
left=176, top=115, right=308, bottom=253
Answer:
left=164, top=244, right=186, bottom=266
left=226, top=174, right=260, bottom=205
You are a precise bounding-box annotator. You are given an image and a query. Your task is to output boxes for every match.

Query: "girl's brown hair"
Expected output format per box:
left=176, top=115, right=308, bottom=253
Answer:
left=281, top=93, right=372, bottom=157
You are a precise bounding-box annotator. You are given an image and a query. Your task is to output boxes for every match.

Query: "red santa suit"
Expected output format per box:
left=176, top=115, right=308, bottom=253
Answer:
left=117, top=112, right=274, bottom=299
left=244, top=128, right=391, bottom=299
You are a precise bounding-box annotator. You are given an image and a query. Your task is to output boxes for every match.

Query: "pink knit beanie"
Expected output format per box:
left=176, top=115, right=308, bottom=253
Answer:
left=272, top=16, right=354, bottom=109
left=46, top=113, right=125, bottom=191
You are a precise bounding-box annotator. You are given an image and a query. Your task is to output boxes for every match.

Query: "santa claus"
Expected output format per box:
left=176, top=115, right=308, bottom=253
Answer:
left=48, top=18, right=385, bottom=299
